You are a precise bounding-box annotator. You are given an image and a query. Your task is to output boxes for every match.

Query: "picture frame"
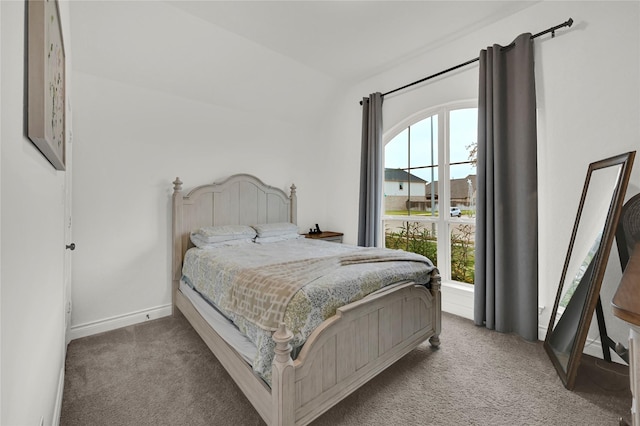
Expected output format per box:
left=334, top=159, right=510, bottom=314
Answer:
left=27, top=0, right=66, bottom=171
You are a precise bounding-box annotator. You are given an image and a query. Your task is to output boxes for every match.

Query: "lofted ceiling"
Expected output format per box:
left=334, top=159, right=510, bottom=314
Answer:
left=69, top=1, right=538, bottom=123
left=165, top=0, right=538, bottom=82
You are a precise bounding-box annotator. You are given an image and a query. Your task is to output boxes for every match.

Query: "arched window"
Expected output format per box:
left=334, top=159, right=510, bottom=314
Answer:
left=383, top=102, right=477, bottom=286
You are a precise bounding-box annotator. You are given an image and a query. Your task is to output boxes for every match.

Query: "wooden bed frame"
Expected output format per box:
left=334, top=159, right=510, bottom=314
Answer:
left=171, top=173, right=441, bottom=426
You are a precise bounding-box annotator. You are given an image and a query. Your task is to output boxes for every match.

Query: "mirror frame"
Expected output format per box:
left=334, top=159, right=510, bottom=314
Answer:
left=544, top=151, right=635, bottom=389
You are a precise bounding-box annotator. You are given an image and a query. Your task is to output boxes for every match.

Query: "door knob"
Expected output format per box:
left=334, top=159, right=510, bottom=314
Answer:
left=66, top=243, right=76, bottom=250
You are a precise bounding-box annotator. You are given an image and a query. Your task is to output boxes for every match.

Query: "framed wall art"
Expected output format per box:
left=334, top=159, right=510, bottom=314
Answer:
left=27, top=0, right=66, bottom=171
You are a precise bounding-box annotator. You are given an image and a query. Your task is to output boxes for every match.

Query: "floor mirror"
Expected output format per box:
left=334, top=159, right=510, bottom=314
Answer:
left=544, top=151, right=635, bottom=389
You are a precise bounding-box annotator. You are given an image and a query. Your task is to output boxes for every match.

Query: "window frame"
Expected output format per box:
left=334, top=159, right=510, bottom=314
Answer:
left=382, top=100, right=477, bottom=287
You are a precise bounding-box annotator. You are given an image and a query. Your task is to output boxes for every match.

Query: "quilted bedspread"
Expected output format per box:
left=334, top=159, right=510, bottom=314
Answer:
left=181, top=238, right=435, bottom=384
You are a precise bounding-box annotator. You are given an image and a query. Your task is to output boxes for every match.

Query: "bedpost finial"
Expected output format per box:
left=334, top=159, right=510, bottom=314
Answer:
left=173, top=177, right=183, bottom=192
left=272, top=322, right=293, bottom=362
left=289, top=184, right=297, bottom=225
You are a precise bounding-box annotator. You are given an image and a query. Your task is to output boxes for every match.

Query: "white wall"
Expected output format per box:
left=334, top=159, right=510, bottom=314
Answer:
left=1, top=1, right=73, bottom=424
left=69, top=1, right=639, bottom=358
left=325, top=1, right=640, bottom=347
left=69, top=1, right=339, bottom=334
left=1, top=3, right=3, bottom=421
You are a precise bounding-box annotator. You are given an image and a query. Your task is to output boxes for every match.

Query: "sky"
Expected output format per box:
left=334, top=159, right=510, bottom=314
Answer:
left=385, top=107, right=478, bottom=183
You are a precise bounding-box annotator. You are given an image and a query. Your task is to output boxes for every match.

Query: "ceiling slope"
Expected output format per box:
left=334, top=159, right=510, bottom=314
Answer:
left=70, top=1, right=537, bottom=123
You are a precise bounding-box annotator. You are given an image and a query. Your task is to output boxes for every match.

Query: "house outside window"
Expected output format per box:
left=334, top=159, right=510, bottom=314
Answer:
left=383, top=102, right=477, bottom=286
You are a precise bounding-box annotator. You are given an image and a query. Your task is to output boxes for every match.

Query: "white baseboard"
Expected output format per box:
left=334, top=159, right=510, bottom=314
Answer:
left=52, top=365, right=64, bottom=426
left=537, top=323, right=626, bottom=364
left=449, top=288, right=626, bottom=365
left=538, top=324, right=548, bottom=341
left=68, top=304, right=172, bottom=341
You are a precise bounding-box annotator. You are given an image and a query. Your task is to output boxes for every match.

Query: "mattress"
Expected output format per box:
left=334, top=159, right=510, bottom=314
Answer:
left=179, top=279, right=257, bottom=364
left=181, top=238, right=435, bottom=383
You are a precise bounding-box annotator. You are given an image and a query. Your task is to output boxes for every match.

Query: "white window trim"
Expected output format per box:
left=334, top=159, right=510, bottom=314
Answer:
left=382, top=99, right=477, bottom=293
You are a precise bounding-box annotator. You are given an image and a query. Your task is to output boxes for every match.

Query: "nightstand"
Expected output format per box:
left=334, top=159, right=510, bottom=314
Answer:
left=304, top=231, right=343, bottom=243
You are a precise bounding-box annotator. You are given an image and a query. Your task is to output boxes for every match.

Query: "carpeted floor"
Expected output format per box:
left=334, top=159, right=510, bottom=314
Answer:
left=60, top=312, right=632, bottom=425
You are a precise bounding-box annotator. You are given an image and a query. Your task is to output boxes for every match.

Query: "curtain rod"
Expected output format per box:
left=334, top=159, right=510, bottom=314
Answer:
left=360, top=18, right=573, bottom=105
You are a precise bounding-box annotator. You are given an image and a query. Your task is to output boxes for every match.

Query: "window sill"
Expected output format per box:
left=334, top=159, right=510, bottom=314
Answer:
left=442, top=280, right=474, bottom=293
left=441, top=280, right=474, bottom=320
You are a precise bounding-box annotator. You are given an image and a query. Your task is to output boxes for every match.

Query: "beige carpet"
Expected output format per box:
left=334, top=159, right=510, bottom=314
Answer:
left=60, top=312, right=631, bottom=425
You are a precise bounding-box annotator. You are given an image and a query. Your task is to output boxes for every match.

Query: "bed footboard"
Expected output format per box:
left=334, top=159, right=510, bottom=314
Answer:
left=272, top=274, right=441, bottom=426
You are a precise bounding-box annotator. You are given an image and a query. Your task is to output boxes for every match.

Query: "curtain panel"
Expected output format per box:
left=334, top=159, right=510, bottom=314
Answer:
left=358, top=93, right=383, bottom=247
left=474, top=33, right=539, bottom=341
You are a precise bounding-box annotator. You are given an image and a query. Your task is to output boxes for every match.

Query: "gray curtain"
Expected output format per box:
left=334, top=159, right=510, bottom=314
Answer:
left=358, top=93, right=383, bottom=247
left=474, top=33, right=538, bottom=341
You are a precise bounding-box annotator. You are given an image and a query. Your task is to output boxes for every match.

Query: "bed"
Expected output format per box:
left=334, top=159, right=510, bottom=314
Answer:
left=171, top=173, right=441, bottom=426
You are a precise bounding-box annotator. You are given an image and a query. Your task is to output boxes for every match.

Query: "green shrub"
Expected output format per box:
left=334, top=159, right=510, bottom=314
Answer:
left=450, top=224, right=475, bottom=284
left=385, top=221, right=475, bottom=284
left=385, top=222, right=437, bottom=262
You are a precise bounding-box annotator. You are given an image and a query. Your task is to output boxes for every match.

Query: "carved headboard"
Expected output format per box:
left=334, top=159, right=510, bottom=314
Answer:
left=171, top=174, right=297, bottom=294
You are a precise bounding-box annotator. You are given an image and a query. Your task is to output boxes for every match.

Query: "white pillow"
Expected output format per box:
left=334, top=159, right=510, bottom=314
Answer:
left=254, top=233, right=303, bottom=244
left=191, top=235, right=254, bottom=249
left=191, top=225, right=256, bottom=243
left=251, top=222, right=298, bottom=238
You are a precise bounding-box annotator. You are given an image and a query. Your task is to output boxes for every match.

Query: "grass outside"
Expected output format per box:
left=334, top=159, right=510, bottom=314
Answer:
left=386, top=210, right=435, bottom=217
left=385, top=209, right=474, bottom=217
